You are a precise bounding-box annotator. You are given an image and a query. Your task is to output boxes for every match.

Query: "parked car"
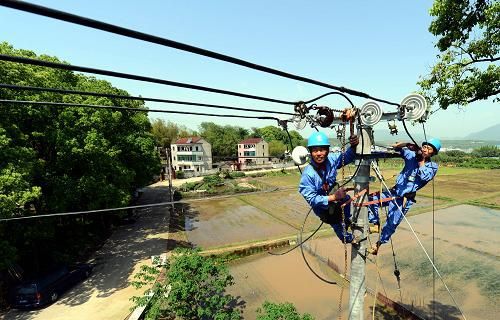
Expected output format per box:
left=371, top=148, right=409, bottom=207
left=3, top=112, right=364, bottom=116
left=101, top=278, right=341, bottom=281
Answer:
left=10, top=263, right=92, bottom=309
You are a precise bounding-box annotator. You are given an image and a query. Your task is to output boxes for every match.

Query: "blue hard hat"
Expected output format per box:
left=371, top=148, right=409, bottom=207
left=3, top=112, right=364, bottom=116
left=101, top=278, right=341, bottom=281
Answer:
left=307, top=132, right=330, bottom=148
left=422, top=138, right=441, bottom=154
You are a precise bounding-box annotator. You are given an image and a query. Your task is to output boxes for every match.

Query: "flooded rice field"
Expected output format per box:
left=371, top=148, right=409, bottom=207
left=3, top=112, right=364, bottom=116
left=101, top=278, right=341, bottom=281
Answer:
left=185, top=189, right=328, bottom=249
left=186, top=188, right=499, bottom=319
left=231, top=205, right=498, bottom=319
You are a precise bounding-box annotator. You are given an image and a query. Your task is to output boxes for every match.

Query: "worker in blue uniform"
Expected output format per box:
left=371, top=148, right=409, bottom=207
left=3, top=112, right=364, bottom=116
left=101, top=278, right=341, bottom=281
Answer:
left=299, top=131, right=359, bottom=243
left=368, top=138, right=441, bottom=255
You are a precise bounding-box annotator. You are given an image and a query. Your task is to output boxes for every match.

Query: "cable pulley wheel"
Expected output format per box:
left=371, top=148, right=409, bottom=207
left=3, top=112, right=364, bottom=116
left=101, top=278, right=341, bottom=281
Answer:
left=400, top=94, right=427, bottom=121
left=360, top=101, right=382, bottom=126
left=315, top=107, right=334, bottom=128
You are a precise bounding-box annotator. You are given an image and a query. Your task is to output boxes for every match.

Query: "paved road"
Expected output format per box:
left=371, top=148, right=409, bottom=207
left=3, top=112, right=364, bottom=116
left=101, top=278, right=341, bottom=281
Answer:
left=163, top=164, right=304, bottom=187
left=2, top=185, right=172, bottom=320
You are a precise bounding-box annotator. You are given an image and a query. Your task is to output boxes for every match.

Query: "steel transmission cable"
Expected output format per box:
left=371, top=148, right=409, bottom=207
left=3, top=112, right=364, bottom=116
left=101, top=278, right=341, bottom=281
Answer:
left=0, top=83, right=295, bottom=116
left=0, top=188, right=280, bottom=222
left=0, top=54, right=293, bottom=105
left=0, top=0, right=399, bottom=107
left=0, top=99, right=281, bottom=121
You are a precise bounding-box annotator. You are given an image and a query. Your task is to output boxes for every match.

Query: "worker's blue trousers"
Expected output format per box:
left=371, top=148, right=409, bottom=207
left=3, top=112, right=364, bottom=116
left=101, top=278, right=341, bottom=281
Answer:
left=367, top=190, right=414, bottom=244
left=329, top=195, right=354, bottom=243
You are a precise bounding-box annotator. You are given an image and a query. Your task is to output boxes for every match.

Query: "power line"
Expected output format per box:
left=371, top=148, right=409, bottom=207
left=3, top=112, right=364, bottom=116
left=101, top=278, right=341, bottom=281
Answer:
left=0, top=187, right=281, bottom=222
left=0, top=83, right=295, bottom=116
left=0, top=99, right=281, bottom=121
left=0, top=0, right=399, bottom=106
left=0, top=54, right=293, bottom=105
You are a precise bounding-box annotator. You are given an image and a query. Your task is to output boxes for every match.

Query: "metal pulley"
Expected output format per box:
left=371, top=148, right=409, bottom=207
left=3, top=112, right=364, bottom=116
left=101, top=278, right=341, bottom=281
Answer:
left=294, top=101, right=308, bottom=117
left=400, top=94, right=427, bottom=121
left=360, top=101, right=382, bottom=126
left=314, top=106, right=334, bottom=128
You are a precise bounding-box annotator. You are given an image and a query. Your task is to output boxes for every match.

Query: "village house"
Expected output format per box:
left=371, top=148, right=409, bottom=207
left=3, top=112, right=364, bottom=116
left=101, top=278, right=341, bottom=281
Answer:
left=237, top=138, right=269, bottom=167
left=171, top=137, right=212, bottom=176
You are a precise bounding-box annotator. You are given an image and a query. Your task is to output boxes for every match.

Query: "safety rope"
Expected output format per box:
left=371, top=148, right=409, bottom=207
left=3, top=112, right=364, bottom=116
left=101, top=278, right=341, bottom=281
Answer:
left=370, top=162, right=468, bottom=320
left=370, top=178, right=384, bottom=319
left=422, top=122, right=437, bottom=319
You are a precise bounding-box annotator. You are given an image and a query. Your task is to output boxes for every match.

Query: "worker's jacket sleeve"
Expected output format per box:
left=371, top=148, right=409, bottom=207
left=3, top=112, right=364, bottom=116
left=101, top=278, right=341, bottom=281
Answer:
left=335, top=147, right=356, bottom=169
left=400, top=147, right=413, bottom=162
left=417, top=161, right=438, bottom=182
left=299, top=170, right=329, bottom=211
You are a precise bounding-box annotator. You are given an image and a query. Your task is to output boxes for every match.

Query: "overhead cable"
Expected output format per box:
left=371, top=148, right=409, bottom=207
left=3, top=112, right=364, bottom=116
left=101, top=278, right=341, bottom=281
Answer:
left=0, top=54, right=293, bottom=105
left=0, top=187, right=280, bottom=222
left=0, top=99, right=281, bottom=121
left=0, top=0, right=399, bottom=106
left=0, top=83, right=294, bottom=116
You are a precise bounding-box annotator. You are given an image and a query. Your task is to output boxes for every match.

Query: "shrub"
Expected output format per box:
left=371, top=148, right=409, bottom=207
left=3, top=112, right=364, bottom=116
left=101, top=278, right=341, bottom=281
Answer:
left=256, top=301, right=314, bottom=320
left=176, top=171, right=185, bottom=179
left=202, top=174, right=224, bottom=186
left=230, top=171, right=246, bottom=178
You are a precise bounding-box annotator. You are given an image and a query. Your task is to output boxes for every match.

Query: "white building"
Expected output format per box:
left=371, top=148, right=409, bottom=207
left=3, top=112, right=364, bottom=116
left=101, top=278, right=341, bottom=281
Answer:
left=171, top=137, right=212, bottom=176
left=238, top=138, right=269, bottom=166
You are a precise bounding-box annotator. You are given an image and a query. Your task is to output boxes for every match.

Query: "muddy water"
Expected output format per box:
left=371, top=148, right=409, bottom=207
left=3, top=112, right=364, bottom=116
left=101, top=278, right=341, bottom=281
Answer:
left=227, top=250, right=393, bottom=319
left=187, top=194, right=499, bottom=319
left=185, top=197, right=297, bottom=248
left=256, top=204, right=499, bottom=320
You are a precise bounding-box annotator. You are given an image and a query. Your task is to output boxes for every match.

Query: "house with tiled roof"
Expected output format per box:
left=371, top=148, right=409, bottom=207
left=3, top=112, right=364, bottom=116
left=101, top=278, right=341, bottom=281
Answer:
left=171, top=137, right=212, bottom=176
left=237, top=137, right=269, bottom=166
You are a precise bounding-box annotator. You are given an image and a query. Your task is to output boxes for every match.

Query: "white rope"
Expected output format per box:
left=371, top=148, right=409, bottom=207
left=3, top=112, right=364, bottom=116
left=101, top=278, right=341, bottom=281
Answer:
left=371, top=162, right=467, bottom=320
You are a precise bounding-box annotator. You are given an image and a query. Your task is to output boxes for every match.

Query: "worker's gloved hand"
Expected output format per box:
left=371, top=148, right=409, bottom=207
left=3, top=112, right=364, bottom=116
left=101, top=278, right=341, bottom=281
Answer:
left=406, top=143, right=419, bottom=151
left=415, top=149, right=424, bottom=162
left=349, top=135, right=359, bottom=148
left=333, top=187, right=347, bottom=201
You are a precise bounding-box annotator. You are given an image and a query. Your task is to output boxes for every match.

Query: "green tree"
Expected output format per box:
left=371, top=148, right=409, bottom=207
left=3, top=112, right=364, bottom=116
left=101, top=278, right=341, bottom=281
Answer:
left=268, top=140, right=287, bottom=157
left=199, top=122, right=247, bottom=157
left=0, top=42, right=160, bottom=276
left=419, top=0, right=499, bottom=109
left=472, top=145, right=500, bottom=157
left=287, top=130, right=306, bottom=148
left=251, top=126, right=305, bottom=149
left=131, top=249, right=242, bottom=320
left=255, top=126, right=286, bottom=142
left=151, top=118, right=195, bottom=147
left=256, top=301, right=315, bottom=320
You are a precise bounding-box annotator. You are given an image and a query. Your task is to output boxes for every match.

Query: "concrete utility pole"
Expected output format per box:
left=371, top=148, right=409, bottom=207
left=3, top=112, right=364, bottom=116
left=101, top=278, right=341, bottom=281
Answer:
left=165, top=148, right=174, bottom=212
left=349, top=126, right=373, bottom=320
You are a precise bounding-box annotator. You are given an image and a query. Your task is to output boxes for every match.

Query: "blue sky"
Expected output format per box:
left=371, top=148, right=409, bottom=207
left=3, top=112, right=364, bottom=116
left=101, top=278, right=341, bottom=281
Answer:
left=0, top=0, right=497, bottom=140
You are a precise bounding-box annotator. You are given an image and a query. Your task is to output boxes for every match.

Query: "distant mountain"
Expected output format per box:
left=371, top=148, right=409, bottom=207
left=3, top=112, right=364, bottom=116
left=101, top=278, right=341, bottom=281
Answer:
left=465, top=124, right=500, bottom=140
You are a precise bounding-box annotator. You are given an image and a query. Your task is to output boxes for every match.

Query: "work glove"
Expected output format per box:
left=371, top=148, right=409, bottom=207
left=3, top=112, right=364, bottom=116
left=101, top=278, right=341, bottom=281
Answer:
left=349, top=135, right=359, bottom=148
left=406, top=143, right=419, bottom=151
left=415, top=149, right=424, bottom=162
left=333, top=187, right=347, bottom=200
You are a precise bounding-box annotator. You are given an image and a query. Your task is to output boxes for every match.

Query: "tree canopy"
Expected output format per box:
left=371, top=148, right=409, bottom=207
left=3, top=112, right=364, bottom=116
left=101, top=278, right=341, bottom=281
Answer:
left=151, top=118, right=196, bottom=147
left=419, top=0, right=499, bottom=109
left=131, top=249, right=242, bottom=320
left=199, top=122, right=249, bottom=157
left=256, top=301, right=314, bottom=320
left=0, top=42, right=160, bottom=277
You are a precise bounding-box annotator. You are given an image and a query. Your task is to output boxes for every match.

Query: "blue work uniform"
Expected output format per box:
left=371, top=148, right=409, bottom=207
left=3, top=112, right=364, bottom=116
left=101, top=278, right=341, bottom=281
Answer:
left=299, top=148, right=356, bottom=243
left=369, top=147, right=438, bottom=244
